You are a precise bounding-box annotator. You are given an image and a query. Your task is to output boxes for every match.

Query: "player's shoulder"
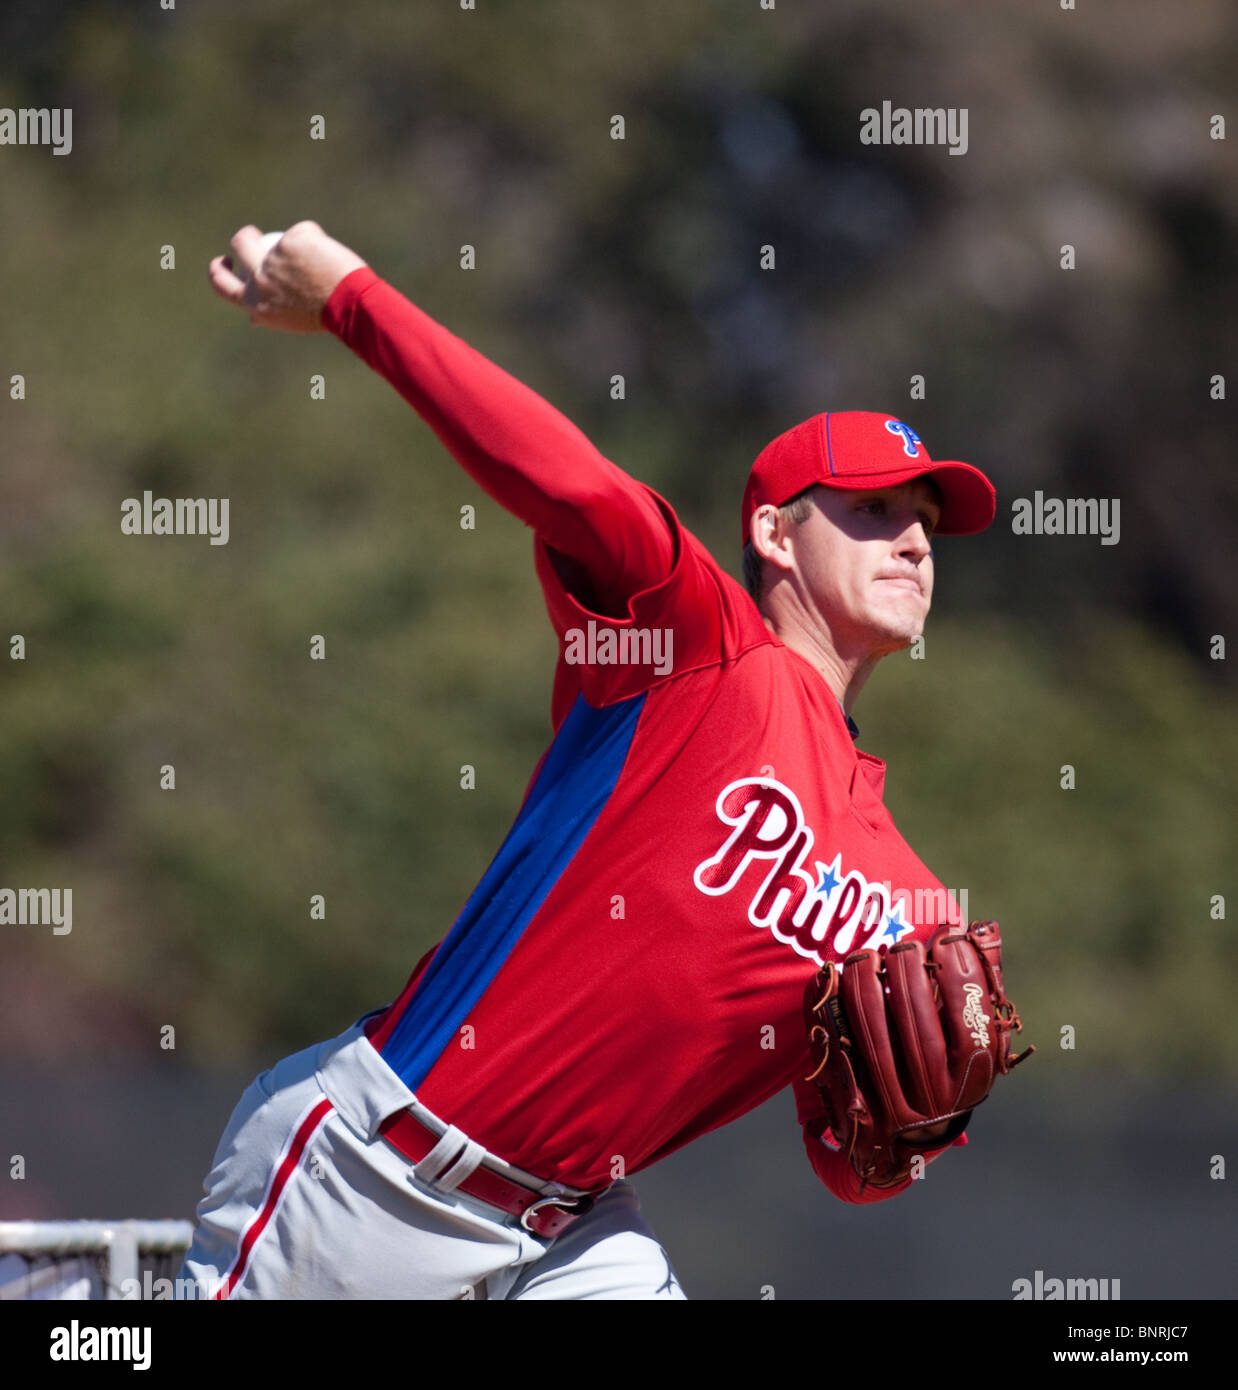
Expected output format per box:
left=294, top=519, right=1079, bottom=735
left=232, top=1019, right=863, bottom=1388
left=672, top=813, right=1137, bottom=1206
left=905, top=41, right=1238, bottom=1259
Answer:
left=673, top=523, right=773, bottom=641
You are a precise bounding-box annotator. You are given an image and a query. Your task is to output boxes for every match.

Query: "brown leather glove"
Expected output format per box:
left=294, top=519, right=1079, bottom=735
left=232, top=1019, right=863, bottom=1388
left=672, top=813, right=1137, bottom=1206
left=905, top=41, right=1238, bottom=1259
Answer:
left=803, top=920, right=1033, bottom=1191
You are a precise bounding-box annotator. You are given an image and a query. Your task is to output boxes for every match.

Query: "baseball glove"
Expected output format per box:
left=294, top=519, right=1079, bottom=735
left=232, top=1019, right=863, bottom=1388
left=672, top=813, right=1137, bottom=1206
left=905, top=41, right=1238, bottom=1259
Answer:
left=803, top=920, right=1033, bottom=1191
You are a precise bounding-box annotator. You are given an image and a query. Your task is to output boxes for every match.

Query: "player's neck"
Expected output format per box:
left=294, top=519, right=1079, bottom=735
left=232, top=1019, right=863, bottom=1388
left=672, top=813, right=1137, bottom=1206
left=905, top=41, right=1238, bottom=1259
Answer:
left=760, top=610, right=879, bottom=716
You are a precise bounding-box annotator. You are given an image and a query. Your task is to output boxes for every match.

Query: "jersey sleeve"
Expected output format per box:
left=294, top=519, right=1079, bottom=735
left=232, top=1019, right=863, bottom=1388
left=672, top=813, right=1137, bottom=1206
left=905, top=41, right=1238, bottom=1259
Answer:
left=322, top=267, right=675, bottom=620
left=534, top=499, right=770, bottom=728
left=792, top=1075, right=966, bottom=1204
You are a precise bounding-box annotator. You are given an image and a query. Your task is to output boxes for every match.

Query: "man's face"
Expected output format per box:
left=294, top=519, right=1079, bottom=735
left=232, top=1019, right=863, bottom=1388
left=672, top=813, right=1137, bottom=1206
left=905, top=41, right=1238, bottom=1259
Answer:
left=784, top=480, right=941, bottom=657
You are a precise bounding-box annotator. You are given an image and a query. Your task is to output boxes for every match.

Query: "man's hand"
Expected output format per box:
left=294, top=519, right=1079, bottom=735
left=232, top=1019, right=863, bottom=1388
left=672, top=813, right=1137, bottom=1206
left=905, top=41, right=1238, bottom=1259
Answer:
left=207, top=221, right=367, bottom=333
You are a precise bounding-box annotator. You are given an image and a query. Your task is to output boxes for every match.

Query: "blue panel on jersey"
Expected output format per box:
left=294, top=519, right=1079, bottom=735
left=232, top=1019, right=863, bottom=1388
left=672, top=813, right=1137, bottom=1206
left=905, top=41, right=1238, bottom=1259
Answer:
left=380, top=691, right=646, bottom=1089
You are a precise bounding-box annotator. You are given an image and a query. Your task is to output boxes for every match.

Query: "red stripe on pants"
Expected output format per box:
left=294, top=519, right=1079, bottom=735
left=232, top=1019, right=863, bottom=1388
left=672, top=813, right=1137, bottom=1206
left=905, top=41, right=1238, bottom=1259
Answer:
left=214, top=1097, right=334, bottom=1300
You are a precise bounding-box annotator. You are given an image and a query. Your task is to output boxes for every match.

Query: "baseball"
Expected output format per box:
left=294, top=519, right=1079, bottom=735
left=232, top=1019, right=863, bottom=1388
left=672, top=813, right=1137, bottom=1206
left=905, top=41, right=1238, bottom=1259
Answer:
left=248, top=230, right=284, bottom=278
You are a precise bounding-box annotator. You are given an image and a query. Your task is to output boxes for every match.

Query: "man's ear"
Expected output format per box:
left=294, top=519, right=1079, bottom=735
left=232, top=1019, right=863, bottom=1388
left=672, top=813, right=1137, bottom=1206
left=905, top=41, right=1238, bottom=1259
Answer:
left=751, top=504, right=795, bottom=576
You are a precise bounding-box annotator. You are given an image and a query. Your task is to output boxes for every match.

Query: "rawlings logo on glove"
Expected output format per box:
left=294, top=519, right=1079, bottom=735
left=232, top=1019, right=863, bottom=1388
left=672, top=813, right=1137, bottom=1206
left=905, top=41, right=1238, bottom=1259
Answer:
left=962, top=982, right=990, bottom=1048
left=803, top=920, right=1033, bottom=1191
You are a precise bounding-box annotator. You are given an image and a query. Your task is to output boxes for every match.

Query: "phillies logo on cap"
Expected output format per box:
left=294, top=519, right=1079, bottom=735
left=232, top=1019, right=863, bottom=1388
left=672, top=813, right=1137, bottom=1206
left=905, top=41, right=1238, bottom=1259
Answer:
left=884, top=419, right=922, bottom=457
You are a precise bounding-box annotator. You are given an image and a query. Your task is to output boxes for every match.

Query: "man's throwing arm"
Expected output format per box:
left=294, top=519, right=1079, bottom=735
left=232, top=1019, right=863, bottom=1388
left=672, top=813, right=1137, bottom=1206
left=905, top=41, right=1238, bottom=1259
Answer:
left=322, top=268, right=675, bottom=612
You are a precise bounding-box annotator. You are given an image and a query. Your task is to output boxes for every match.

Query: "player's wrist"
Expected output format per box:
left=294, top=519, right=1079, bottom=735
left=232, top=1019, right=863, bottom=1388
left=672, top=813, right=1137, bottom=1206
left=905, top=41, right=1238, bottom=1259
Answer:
left=321, top=264, right=379, bottom=333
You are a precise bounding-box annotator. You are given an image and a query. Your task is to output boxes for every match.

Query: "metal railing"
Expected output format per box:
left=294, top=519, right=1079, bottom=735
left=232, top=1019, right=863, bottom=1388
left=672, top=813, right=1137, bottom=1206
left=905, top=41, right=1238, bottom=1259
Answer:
left=0, top=1220, right=194, bottom=1300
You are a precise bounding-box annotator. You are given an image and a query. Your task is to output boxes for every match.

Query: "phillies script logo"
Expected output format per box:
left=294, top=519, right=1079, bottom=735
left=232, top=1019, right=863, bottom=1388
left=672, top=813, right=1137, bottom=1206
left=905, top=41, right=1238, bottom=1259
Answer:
left=693, top=778, right=914, bottom=966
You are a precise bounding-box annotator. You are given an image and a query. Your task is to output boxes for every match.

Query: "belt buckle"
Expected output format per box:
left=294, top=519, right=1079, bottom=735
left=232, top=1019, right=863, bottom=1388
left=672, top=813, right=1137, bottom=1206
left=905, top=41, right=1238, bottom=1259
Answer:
left=519, top=1192, right=596, bottom=1235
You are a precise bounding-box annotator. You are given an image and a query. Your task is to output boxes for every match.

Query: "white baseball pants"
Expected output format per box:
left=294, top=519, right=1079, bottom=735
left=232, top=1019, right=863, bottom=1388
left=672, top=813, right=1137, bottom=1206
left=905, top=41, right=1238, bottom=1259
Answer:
left=177, top=1017, right=685, bottom=1300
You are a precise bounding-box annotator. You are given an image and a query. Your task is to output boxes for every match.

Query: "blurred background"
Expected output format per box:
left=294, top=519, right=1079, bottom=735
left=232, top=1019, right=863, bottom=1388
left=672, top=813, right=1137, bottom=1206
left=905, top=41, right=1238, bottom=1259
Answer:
left=1, top=0, right=1234, bottom=1298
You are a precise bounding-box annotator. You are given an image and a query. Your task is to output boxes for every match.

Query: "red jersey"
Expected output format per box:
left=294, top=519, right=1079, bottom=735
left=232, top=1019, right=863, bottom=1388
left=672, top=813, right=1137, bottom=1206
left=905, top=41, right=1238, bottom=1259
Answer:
left=323, top=269, right=965, bottom=1203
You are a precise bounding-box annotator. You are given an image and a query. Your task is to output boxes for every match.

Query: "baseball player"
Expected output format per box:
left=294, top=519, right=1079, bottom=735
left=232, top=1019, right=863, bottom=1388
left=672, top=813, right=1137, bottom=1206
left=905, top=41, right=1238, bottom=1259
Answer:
left=178, top=220, right=1028, bottom=1301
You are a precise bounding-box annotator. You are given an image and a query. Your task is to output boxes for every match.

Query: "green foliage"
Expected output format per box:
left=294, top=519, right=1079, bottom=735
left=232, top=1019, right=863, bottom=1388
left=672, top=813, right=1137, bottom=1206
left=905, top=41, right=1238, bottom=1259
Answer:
left=863, top=615, right=1237, bottom=1073
left=0, top=0, right=1233, bottom=1073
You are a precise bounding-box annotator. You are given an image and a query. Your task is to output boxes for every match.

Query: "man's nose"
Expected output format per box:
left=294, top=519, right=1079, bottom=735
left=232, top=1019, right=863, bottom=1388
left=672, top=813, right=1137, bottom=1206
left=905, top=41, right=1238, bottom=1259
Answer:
left=898, top=518, right=932, bottom=561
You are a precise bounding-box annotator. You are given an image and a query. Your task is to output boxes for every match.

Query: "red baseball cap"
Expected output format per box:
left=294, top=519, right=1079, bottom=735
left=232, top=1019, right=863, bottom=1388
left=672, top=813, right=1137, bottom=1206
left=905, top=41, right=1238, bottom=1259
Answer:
left=741, top=411, right=996, bottom=545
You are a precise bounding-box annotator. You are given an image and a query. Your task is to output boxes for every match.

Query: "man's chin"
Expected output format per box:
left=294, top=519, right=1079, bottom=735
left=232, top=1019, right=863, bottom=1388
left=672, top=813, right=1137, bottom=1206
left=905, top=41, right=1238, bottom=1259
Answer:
left=871, top=616, right=927, bottom=655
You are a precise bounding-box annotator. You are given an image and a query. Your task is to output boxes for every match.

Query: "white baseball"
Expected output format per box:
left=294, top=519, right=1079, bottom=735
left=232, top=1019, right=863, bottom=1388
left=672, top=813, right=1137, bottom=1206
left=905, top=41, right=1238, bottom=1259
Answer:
left=248, top=230, right=284, bottom=278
